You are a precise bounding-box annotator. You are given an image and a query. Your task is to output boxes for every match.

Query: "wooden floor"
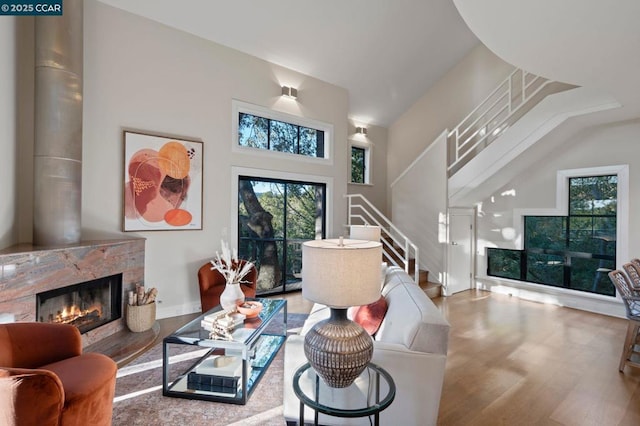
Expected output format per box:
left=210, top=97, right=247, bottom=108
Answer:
left=154, top=289, right=640, bottom=425
left=433, top=290, right=640, bottom=426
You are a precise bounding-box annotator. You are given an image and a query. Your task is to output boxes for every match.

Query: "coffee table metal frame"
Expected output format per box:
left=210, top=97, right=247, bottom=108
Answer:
left=293, top=362, right=395, bottom=425
left=162, top=298, right=287, bottom=405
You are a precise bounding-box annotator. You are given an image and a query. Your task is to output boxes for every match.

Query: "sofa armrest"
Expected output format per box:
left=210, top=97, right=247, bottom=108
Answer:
left=0, top=367, right=64, bottom=426
left=283, top=335, right=447, bottom=425
left=0, top=323, right=82, bottom=368
left=369, top=341, right=447, bottom=426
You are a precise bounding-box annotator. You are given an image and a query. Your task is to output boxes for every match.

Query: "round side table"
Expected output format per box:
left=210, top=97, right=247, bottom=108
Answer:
left=292, top=362, right=396, bottom=426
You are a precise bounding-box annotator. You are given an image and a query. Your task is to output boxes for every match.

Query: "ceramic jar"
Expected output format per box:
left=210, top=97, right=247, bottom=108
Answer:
left=220, top=282, right=244, bottom=310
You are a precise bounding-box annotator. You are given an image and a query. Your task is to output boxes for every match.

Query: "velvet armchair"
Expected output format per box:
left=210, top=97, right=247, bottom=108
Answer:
left=0, top=322, right=117, bottom=426
left=198, top=259, right=258, bottom=312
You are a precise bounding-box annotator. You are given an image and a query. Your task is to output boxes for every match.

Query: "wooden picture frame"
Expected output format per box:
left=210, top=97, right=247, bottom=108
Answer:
left=123, top=130, right=203, bottom=231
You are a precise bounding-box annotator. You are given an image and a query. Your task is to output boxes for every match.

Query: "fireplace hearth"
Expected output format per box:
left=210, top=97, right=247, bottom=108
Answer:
left=37, top=274, right=123, bottom=334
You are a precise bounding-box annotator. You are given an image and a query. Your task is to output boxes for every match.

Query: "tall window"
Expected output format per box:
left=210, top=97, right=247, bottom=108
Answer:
left=238, top=176, right=326, bottom=295
left=351, top=146, right=366, bottom=183
left=238, top=112, right=325, bottom=158
left=488, top=175, right=617, bottom=296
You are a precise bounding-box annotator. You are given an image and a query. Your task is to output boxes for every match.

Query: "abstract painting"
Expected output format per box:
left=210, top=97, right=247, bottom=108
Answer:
left=123, top=131, right=203, bottom=231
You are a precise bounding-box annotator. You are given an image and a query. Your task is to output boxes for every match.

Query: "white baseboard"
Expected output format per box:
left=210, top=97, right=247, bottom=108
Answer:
left=475, top=275, right=626, bottom=319
left=155, top=301, right=202, bottom=320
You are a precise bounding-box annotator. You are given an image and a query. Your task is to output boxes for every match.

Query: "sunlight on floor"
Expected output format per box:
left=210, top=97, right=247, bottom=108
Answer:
left=116, top=348, right=209, bottom=379
left=225, top=406, right=284, bottom=425
left=113, top=384, right=163, bottom=403
left=114, top=348, right=210, bottom=403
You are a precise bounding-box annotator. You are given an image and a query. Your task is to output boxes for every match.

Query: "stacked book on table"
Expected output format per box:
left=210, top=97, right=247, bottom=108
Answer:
left=200, top=310, right=246, bottom=331
left=187, top=354, right=247, bottom=395
left=201, top=310, right=247, bottom=341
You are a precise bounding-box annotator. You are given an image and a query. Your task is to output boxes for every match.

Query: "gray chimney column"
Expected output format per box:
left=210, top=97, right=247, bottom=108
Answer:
left=33, top=0, right=83, bottom=246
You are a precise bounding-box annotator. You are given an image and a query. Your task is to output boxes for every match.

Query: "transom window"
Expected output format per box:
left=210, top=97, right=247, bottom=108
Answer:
left=488, top=174, right=617, bottom=296
left=238, top=112, right=325, bottom=158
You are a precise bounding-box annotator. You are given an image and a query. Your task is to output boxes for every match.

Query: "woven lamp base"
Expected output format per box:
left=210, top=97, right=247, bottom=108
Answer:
left=303, top=308, right=373, bottom=388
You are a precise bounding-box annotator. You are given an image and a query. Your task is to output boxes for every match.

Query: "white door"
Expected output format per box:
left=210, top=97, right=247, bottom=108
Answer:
left=446, top=208, right=474, bottom=295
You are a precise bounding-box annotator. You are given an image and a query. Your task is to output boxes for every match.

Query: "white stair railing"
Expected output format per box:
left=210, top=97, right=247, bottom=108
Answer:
left=346, top=194, right=419, bottom=284
left=447, top=68, right=573, bottom=176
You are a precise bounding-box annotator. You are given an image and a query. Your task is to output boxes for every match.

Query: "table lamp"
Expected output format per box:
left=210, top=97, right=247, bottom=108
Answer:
left=301, top=237, right=382, bottom=388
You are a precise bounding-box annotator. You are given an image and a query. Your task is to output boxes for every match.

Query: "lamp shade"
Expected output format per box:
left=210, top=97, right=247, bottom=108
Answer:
left=302, top=238, right=382, bottom=308
left=350, top=225, right=381, bottom=242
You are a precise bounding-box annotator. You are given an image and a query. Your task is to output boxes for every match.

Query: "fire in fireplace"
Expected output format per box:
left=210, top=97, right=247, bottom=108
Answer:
left=36, top=274, right=123, bottom=334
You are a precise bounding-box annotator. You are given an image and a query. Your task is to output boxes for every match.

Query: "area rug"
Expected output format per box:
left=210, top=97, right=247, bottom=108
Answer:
left=112, top=313, right=307, bottom=426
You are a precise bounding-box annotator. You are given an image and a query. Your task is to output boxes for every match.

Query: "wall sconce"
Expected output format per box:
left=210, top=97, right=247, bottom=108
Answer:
left=356, top=126, right=368, bottom=135
left=281, top=86, right=298, bottom=99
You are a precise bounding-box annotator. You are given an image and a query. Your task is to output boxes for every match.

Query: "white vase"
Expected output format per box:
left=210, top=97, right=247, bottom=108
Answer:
left=220, top=283, right=245, bottom=310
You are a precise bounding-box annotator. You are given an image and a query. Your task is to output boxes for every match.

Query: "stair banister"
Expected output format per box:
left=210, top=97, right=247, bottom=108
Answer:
left=346, top=194, right=420, bottom=284
left=447, top=68, right=560, bottom=175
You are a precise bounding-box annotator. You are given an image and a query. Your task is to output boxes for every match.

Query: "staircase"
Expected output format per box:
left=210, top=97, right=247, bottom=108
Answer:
left=388, top=67, right=620, bottom=297
left=411, top=268, right=440, bottom=298
left=447, top=69, right=575, bottom=176
left=345, top=194, right=442, bottom=298
left=447, top=69, right=620, bottom=206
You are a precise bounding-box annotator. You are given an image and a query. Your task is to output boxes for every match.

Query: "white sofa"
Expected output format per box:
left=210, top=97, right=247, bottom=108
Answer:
left=283, top=266, right=450, bottom=425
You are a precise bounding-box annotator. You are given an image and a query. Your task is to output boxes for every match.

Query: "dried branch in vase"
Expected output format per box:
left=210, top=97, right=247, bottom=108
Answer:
left=210, top=240, right=254, bottom=285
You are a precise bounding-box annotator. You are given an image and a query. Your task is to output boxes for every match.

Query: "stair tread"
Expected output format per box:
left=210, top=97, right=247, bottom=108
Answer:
left=421, top=281, right=442, bottom=299
left=420, top=281, right=440, bottom=289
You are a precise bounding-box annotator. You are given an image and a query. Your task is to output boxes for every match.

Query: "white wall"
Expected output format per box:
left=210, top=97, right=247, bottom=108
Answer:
left=385, top=43, right=512, bottom=280
left=0, top=16, right=33, bottom=247
left=77, top=1, right=349, bottom=318
left=386, top=43, right=513, bottom=211
left=476, top=119, right=640, bottom=317
left=390, top=131, right=448, bottom=280
left=0, top=17, right=16, bottom=249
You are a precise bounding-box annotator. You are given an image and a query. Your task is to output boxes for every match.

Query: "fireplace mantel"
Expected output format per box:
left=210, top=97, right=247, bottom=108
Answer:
left=0, top=238, right=145, bottom=347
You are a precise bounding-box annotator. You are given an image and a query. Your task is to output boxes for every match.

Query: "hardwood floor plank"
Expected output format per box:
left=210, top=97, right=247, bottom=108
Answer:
left=433, top=289, right=640, bottom=425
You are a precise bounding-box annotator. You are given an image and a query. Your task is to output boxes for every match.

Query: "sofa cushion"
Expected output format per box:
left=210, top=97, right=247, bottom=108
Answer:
left=349, top=296, right=388, bottom=336
left=380, top=262, right=388, bottom=288
left=300, top=304, right=330, bottom=336
left=375, top=266, right=449, bottom=355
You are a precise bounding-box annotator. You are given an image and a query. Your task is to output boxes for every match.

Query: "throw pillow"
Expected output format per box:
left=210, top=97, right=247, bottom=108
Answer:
left=349, top=296, right=388, bottom=336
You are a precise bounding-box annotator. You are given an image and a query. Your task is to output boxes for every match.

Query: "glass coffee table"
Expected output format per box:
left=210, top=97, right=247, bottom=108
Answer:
left=162, top=298, right=287, bottom=405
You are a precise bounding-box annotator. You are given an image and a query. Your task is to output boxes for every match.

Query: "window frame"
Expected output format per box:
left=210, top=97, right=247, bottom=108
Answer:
left=486, top=165, right=629, bottom=298
left=237, top=175, right=326, bottom=295
left=231, top=166, right=335, bottom=265
left=232, top=100, right=333, bottom=165
left=349, top=140, right=372, bottom=185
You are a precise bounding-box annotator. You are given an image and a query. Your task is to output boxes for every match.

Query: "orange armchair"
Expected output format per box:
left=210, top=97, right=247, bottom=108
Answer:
left=198, top=260, right=258, bottom=312
left=0, top=322, right=117, bottom=426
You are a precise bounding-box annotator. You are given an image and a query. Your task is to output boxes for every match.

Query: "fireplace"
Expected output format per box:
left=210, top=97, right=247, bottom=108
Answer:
left=0, top=238, right=144, bottom=347
left=37, top=274, right=123, bottom=334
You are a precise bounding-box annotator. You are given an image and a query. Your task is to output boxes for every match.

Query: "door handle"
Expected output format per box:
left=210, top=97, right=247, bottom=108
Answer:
left=451, top=241, right=458, bottom=245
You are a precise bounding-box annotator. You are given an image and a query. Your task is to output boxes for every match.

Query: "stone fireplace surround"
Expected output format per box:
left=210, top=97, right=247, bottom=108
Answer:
left=0, top=238, right=144, bottom=347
